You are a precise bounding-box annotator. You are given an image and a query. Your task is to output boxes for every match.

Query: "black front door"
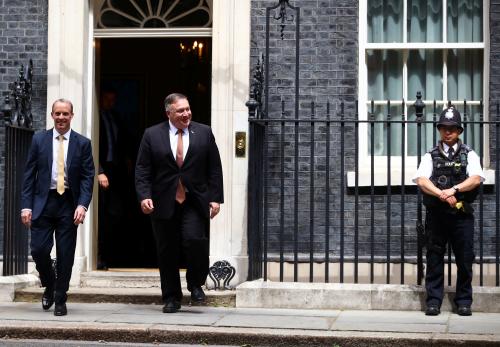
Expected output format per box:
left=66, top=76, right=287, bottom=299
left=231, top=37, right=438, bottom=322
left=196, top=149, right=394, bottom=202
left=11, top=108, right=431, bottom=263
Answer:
left=96, top=37, right=212, bottom=268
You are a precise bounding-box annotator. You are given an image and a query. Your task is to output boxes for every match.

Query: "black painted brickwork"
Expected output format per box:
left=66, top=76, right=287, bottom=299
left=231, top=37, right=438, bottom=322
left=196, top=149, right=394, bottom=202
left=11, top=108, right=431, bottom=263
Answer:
left=0, top=0, right=48, bottom=255
left=251, top=0, right=500, bottom=262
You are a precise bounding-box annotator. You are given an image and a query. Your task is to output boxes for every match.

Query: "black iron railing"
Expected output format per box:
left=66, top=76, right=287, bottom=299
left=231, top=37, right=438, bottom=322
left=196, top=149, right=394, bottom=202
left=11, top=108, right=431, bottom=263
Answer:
left=247, top=0, right=499, bottom=287
left=2, top=60, right=34, bottom=276
left=247, top=94, right=500, bottom=287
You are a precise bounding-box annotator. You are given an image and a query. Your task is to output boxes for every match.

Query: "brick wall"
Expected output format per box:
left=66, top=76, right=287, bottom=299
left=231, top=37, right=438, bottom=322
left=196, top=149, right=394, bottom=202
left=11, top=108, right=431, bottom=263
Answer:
left=0, top=0, right=48, bottom=254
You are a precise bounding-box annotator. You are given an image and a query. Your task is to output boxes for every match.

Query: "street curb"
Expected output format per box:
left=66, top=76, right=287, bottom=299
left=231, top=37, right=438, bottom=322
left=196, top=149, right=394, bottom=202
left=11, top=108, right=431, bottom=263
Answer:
left=0, top=321, right=499, bottom=347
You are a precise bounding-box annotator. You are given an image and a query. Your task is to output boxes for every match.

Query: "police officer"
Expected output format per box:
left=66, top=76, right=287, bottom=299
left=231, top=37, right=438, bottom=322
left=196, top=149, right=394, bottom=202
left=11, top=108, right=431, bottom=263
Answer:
left=414, top=106, right=484, bottom=316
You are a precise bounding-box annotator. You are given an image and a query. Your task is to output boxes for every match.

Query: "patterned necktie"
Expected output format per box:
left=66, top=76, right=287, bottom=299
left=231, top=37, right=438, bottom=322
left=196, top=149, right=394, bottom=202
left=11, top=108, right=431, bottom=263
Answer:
left=448, top=146, right=455, bottom=161
left=175, top=129, right=186, bottom=204
left=56, top=135, right=65, bottom=195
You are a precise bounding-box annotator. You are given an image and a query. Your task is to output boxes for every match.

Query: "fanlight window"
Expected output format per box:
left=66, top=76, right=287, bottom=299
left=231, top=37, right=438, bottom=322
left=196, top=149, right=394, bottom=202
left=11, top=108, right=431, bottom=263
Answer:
left=96, top=0, right=213, bottom=28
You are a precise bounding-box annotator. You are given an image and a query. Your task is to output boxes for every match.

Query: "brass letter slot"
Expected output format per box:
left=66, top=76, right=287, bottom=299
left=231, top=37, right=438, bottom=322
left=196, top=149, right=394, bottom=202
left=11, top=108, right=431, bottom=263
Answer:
left=235, top=132, right=246, bottom=158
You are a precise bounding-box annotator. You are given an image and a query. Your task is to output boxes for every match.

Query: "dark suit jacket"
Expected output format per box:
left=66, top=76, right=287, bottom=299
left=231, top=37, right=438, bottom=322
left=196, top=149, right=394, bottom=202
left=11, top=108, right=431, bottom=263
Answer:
left=21, top=128, right=95, bottom=221
left=135, top=121, right=223, bottom=219
left=98, top=110, right=128, bottom=176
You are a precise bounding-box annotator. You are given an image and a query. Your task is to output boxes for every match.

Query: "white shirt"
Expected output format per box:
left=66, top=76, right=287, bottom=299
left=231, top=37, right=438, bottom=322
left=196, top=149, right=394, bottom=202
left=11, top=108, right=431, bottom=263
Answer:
left=50, top=128, right=71, bottom=189
left=168, top=121, right=189, bottom=161
left=412, top=142, right=485, bottom=182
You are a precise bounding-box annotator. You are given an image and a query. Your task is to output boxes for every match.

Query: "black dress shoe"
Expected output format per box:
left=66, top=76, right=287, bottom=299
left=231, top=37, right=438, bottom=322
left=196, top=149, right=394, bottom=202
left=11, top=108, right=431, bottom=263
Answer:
left=163, top=299, right=181, bottom=313
left=425, top=305, right=440, bottom=316
left=457, top=305, right=472, bottom=316
left=42, top=287, right=54, bottom=311
left=190, top=286, right=206, bottom=303
left=54, top=303, right=67, bottom=316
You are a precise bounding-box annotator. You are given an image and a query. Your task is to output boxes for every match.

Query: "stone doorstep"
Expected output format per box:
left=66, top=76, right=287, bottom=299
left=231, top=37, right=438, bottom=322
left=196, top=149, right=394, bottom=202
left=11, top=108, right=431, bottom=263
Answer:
left=15, top=286, right=236, bottom=307
left=236, top=280, right=500, bottom=313
left=80, top=270, right=163, bottom=288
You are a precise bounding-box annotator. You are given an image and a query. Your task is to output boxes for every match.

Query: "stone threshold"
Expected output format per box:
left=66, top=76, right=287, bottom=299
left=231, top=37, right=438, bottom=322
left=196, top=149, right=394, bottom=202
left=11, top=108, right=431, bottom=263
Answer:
left=15, top=286, right=235, bottom=307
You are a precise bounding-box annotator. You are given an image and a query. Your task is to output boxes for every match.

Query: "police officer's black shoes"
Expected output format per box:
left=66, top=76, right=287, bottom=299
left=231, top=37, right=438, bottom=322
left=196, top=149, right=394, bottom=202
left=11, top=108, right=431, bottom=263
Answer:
left=54, top=303, right=67, bottom=316
left=425, top=305, right=441, bottom=316
left=457, top=305, right=472, bottom=316
left=41, top=287, right=54, bottom=310
left=163, top=299, right=181, bottom=313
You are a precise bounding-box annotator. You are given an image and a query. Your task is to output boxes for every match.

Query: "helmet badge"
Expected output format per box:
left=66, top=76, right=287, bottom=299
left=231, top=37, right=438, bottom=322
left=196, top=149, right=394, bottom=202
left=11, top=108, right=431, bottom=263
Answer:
left=445, top=108, right=455, bottom=119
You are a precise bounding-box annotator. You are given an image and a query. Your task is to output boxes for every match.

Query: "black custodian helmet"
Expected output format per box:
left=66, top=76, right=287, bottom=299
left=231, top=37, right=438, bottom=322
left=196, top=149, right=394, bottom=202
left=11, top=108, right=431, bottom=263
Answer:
left=436, top=106, right=463, bottom=132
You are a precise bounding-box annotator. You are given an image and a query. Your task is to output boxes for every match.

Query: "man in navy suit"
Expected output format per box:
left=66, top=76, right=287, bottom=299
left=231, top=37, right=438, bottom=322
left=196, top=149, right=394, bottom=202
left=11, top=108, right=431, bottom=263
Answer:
left=21, top=99, right=95, bottom=316
left=135, top=93, right=223, bottom=313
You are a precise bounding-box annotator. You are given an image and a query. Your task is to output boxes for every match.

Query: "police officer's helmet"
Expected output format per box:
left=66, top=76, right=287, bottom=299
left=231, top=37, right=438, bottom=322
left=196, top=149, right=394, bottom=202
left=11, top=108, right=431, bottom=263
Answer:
left=436, top=106, right=463, bottom=133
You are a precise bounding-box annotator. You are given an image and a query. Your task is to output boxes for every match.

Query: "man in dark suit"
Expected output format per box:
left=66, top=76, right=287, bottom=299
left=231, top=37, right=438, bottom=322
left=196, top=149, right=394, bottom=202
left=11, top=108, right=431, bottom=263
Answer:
left=21, top=99, right=95, bottom=316
left=97, top=89, right=128, bottom=269
left=135, top=93, right=223, bottom=313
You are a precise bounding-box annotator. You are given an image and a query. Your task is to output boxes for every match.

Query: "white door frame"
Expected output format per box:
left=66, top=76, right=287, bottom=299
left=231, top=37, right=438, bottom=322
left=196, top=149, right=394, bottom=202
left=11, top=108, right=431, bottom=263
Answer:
left=47, top=0, right=251, bottom=286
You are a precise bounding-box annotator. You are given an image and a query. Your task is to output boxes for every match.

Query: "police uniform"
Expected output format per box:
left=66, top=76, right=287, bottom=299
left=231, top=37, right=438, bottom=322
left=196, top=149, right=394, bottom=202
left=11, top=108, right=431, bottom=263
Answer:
left=413, top=107, right=485, bottom=315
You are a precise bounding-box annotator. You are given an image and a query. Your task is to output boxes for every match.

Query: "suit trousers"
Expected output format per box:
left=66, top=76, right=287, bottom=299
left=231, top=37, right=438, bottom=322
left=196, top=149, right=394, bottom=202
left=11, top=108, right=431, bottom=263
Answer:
left=98, top=162, right=127, bottom=265
left=151, top=196, right=209, bottom=302
left=30, top=190, right=78, bottom=304
left=425, top=210, right=475, bottom=307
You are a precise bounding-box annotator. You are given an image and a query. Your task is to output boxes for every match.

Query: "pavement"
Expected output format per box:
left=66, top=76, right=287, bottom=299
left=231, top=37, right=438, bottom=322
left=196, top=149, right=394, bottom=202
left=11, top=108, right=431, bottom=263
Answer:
left=0, top=302, right=500, bottom=346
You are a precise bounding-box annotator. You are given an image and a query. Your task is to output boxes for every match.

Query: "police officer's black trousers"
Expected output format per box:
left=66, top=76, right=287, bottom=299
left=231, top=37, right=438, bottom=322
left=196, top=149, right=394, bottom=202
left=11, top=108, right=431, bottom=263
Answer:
left=425, top=210, right=475, bottom=307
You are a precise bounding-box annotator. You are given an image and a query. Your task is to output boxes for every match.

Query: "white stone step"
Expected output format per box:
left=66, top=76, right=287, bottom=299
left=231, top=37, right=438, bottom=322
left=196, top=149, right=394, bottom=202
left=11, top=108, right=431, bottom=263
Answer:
left=80, top=270, right=186, bottom=289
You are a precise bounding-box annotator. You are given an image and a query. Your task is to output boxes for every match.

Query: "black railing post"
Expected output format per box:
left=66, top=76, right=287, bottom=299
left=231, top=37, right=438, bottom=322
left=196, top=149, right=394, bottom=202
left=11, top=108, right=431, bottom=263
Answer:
left=246, top=54, right=264, bottom=280
left=414, top=91, right=425, bottom=285
left=496, top=102, right=500, bottom=287
left=369, top=100, right=375, bottom=284
left=400, top=99, right=406, bottom=284
left=246, top=95, right=261, bottom=281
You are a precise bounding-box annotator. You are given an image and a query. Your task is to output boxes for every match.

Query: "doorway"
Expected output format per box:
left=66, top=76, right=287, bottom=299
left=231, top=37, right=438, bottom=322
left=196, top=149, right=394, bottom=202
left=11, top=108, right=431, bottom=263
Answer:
left=96, top=37, right=212, bottom=268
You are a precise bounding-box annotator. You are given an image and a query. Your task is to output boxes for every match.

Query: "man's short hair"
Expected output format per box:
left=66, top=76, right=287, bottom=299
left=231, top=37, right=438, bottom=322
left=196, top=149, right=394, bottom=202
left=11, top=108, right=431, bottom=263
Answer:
left=51, top=98, right=74, bottom=113
left=164, top=93, right=187, bottom=112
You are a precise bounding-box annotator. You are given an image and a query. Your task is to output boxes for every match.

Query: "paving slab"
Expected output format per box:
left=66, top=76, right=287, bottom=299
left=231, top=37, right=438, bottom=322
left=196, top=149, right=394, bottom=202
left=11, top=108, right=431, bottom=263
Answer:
left=218, top=306, right=341, bottom=317
left=215, top=313, right=333, bottom=330
left=448, top=314, right=500, bottom=335
left=334, top=309, right=450, bottom=324
left=0, top=306, right=118, bottom=323
left=99, top=312, right=223, bottom=326
left=331, top=321, right=447, bottom=333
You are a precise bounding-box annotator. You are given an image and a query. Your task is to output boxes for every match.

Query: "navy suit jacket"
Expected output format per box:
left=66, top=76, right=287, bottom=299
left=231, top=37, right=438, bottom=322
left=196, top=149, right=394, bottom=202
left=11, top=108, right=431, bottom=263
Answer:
left=135, top=121, right=223, bottom=220
left=21, top=128, right=95, bottom=221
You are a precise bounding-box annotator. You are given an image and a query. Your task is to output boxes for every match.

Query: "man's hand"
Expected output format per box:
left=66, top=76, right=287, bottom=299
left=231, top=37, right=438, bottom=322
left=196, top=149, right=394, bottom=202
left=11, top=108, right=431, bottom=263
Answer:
left=439, top=188, right=456, bottom=201
left=445, top=195, right=457, bottom=208
left=141, top=199, right=154, bottom=214
left=21, top=210, right=32, bottom=228
left=209, top=202, right=220, bottom=219
left=73, top=206, right=87, bottom=225
left=98, top=173, right=109, bottom=189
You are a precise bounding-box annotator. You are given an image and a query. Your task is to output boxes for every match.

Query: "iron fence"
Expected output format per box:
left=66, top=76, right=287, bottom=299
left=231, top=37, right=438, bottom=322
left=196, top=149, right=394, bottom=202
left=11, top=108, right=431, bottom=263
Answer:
left=247, top=94, right=500, bottom=287
left=2, top=60, right=34, bottom=276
